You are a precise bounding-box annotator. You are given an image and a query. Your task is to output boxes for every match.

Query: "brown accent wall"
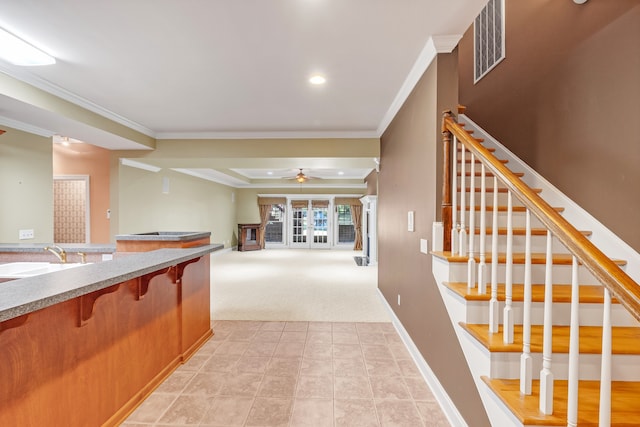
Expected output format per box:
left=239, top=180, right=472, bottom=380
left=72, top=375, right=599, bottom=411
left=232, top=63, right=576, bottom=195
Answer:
left=378, top=53, right=490, bottom=426
left=459, top=1, right=640, bottom=250
left=53, top=143, right=111, bottom=243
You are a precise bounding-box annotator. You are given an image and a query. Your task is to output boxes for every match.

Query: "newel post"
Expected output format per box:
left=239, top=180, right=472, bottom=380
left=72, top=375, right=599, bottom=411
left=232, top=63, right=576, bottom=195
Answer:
left=441, top=110, right=453, bottom=252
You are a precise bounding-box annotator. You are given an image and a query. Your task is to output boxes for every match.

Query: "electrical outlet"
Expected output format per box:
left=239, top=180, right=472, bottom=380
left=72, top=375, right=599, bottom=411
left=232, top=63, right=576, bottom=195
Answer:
left=397, top=294, right=401, bottom=306
left=19, top=229, right=34, bottom=240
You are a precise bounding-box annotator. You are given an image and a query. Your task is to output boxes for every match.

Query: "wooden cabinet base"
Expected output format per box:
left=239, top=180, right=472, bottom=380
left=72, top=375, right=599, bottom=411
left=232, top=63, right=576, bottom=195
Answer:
left=0, top=256, right=211, bottom=427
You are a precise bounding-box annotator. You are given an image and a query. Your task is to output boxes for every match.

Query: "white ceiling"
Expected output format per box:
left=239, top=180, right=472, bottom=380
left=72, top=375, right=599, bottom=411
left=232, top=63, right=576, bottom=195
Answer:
left=0, top=0, right=486, bottom=185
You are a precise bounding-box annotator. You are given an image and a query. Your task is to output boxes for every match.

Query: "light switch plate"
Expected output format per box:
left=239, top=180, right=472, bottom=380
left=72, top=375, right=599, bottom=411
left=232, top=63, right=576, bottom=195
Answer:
left=407, top=211, right=414, bottom=232
left=420, top=239, right=429, bottom=254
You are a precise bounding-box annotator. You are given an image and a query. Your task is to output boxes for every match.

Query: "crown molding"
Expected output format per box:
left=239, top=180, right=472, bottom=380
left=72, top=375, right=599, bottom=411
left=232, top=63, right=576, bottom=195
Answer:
left=376, top=34, right=461, bottom=137
left=0, top=63, right=156, bottom=138
left=0, top=115, right=54, bottom=137
left=156, top=130, right=380, bottom=140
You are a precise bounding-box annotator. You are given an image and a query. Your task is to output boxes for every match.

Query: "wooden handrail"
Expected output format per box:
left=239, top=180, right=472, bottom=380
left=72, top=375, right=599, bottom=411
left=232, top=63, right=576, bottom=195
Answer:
left=441, top=110, right=640, bottom=321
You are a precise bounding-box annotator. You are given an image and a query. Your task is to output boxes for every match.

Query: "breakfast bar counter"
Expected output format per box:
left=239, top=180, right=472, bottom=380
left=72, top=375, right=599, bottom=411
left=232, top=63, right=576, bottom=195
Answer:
left=0, top=243, right=222, bottom=427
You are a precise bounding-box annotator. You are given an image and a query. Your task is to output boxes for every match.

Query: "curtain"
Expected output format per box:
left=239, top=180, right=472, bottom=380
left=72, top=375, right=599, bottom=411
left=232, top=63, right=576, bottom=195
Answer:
left=291, top=200, right=309, bottom=208
left=351, top=202, right=363, bottom=251
left=257, top=197, right=285, bottom=248
left=258, top=204, right=270, bottom=248
left=311, top=200, right=329, bottom=208
left=335, top=197, right=360, bottom=206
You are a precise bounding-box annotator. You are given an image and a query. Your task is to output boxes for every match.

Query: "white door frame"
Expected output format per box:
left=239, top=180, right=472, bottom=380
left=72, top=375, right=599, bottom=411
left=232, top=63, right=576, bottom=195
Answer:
left=287, top=198, right=332, bottom=249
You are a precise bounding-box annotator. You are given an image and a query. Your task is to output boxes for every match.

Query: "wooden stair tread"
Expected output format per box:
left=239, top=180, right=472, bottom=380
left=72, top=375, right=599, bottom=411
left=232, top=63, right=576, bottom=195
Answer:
left=443, top=282, right=618, bottom=304
left=457, top=187, right=543, bottom=193
left=482, top=377, right=640, bottom=426
left=468, top=227, right=592, bottom=236
left=458, top=205, right=565, bottom=212
left=460, top=323, right=640, bottom=354
left=431, top=251, right=627, bottom=266
left=463, top=158, right=509, bottom=164
left=458, top=171, right=525, bottom=177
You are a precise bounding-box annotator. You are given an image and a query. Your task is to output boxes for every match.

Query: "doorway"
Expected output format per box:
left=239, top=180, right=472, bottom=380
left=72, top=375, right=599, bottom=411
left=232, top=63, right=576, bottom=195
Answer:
left=53, top=175, right=90, bottom=243
left=289, top=200, right=331, bottom=248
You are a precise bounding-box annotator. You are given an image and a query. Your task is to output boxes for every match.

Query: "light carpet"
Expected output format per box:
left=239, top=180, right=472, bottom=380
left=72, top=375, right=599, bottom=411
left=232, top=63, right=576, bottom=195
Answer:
left=210, top=249, right=390, bottom=322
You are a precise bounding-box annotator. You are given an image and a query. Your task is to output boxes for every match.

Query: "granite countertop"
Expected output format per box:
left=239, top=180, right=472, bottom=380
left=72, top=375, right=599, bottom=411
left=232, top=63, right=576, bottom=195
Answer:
left=115, top=232, right=211, bottom=242
left=0, top=243, right=117, bottom=253
left=0, top=244, right=223, bottom=322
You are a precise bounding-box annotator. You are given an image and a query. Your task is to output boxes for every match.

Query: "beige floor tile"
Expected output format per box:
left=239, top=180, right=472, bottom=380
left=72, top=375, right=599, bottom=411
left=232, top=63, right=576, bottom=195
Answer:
left=396, top=359, right=421, bottom=377
left=358, top=331, right=387, bottom=344
left=334, top=375, right=374, bottom=399
left=415, top=400, right=451, bottom=426
left=176, top=353, right=211, bottom=373
left=333, top=343, right=363, bottom=359
left=332, top=322, right=357, bottom=333
left=217, top=373, right=262, bottom=397
left=200, top=396, right=253, bottom=426
left=284, top=321, right=309, bottom=331
left=362, top=344, right=394, bottom=361
left=290, top=398, right=334, bottom=427
left=244, top=341, right=278, bottom=357
left=375, top=399, right=424, bottom=427
left=304, top=342, right=333, bottom=360
left=266, top=357, right=301, bottom=376
left=201, top=354, right=241, bottom=372
left=333, top=356, right=367, bottom=377
left=254, top=330, right=283, bottom=342
left=226, top=329, right=258, bottom=341
left=126, top=393, right=176, bottom=423
left=156, top=395, right=209, bottom=425
left=296, top=375, right=333, bottom=399
left=213, top=340, right=250, bottom=356
left=300, top=357, right=334, bottom=376
left=334, top=399, right=380, bottom=427
left=273, top=341, right=305, bottom=357
left=384, top=332, right=403, bottom=344
left=258, top=375, right=298, bottom=398
left=182, top=371, right=224, bottom=396
left=260, top=321, right=286, bottom=331
left=333, top=331, right=360, bottom=344
left=356, top=322, right=383, bottom=333
left=306, top=331, right=333, bottom=344
left=369, top=376, right=411, bottom=400
left=245, top=397, right=293, bottom=427
left=234, top=356, right=271, bottom=374
left=365, top=359, right=402, bottom=377
left=308, top=321, right=333, bottom=331
left=154, top=371, right=195, bottom=394
left=388, top=343, right=412, bottom=360
left=403, top=376, right=435, bottom=401
left=280, top=330, right=307, bottom=342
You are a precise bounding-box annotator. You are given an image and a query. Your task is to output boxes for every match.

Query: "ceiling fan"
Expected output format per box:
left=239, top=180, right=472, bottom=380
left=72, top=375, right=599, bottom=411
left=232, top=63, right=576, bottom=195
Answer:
left=285, top=168, right=319, bottom=183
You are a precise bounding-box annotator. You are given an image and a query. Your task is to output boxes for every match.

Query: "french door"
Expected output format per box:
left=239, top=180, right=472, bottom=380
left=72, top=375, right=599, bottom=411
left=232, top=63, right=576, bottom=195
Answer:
left=289, top=200, right=331, bottom=248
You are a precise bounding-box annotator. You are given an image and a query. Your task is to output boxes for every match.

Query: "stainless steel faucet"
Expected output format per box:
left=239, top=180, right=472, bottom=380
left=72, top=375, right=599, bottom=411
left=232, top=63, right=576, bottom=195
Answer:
left=44, top=245, right=67, bottom=263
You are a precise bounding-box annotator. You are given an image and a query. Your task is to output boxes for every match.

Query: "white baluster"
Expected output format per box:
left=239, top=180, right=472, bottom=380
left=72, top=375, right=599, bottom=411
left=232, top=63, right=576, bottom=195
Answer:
left=599, top=288, right=612, bottom=427
left=520, top=209, right=532, bottom=395
left=477, top=163, right=487, bottom=294
left=489, top=176, right=499, bottom=334
left=459, top=145, right=467, bottom=256
left=539, top=231, right=554, bottom=415
left=503, top=191, right=514, bottom=344
left=451, top=136, right=458, bottom=254
left=467, top=154, right=476, bottom=290
left=567, top=256, right=580, bottom=427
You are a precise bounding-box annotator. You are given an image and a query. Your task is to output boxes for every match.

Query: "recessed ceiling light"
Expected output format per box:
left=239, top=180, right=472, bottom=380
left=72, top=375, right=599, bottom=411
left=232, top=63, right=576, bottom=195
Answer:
left=0, top=27, right=55, bottom=66
left=309, top=75, right=326, bottom=85
left=338, top=171, right=344, bottom=175
left=267, top=171, right=273, bottom=175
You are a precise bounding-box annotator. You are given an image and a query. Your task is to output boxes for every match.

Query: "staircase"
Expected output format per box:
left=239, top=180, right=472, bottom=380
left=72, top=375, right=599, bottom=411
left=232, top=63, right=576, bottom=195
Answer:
left=431, top=110, right=640, bottom=426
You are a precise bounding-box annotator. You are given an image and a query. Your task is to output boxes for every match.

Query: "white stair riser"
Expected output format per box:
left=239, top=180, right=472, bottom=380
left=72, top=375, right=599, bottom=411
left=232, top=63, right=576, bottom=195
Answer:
left=486, top=351, right=640, bottom=382
left=465, top=234, right=572, bottom=255
left=446, top=262, right=601, bottom=285
left=464, top=300, right=638, bottom=327
left=460, top=211, right=547, bottom=229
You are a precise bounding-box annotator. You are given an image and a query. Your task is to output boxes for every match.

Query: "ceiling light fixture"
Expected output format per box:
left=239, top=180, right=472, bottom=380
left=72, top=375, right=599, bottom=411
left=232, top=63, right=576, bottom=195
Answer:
left=338, top=171, right=345, bottom=176
left=309, top=74, right=326, bottom=85
left=0, top=27, right=55, bottom=66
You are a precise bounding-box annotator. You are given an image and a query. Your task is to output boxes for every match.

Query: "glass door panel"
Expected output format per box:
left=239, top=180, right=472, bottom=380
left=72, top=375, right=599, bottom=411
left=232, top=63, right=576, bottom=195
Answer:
left=291, top=206, right=308, bottom=246
left=311, top=207, right=330, bottom=247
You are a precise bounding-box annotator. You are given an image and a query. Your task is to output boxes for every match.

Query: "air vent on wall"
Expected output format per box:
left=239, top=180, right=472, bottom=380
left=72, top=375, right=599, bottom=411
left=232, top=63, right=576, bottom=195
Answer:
left=474, top=0, right=505, bottom=83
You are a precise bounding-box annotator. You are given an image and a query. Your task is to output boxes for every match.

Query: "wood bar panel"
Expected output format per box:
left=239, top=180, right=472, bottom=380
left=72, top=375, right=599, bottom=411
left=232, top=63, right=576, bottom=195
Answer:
left=0, top=256, right=211, bottom=427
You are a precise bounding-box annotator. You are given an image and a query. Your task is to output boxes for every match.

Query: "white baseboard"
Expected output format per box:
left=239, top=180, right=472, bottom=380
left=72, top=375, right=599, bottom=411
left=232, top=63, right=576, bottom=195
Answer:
left=377, top=289, right=468, bottom=427
left=211, top=246, right=233, bottom=257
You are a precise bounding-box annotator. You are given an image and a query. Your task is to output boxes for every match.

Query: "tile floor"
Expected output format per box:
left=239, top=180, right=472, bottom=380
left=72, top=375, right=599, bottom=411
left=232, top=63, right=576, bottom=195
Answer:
left=122, top=320, right=450, bottom=427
